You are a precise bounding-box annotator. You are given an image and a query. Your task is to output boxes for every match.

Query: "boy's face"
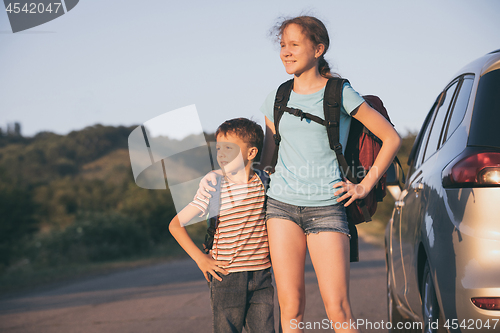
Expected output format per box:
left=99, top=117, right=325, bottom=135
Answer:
left=216, top=133, right=256, bottom=174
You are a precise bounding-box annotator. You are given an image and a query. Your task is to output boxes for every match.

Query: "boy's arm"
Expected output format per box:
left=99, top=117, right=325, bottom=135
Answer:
left=168, top=204, right=228, bottom=282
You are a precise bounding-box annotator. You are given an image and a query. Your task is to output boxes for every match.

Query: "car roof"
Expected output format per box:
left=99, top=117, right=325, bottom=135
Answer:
left=452, top=50, right=500, bottom=79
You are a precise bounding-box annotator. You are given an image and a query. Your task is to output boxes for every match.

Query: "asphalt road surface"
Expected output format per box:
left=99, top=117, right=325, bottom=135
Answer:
left=0, top=240, right=388, bottom=333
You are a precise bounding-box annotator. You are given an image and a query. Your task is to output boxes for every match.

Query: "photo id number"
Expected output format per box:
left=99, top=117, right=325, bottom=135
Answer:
left=444, top=318, right=498, bottom=330
left=5, top=3, right=62, bottom=14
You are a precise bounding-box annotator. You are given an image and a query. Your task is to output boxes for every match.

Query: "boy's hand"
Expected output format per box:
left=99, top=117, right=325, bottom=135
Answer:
left=195, top=253, right=229, bottom=282
left=195, top=171, right=220, bottom=200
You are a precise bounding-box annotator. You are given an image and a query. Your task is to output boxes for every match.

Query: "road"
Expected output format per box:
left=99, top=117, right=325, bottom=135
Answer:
left=0, top=240, right=388, bottom=333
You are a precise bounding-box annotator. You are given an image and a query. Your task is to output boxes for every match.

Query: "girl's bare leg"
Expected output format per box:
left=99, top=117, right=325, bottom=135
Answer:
left=267, top=218, right=307, bottom=333
left=307, top=232, right=361, bottom=333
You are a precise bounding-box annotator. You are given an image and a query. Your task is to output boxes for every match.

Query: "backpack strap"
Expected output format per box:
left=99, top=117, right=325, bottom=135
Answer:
left=254, top=169, right=270, bottom=190
left=323, top=78, right=372, bottom=222
left=323, top=78, right=357, bottom=182
left=254, top=168, right=270, bottom=207
left=323, top=78, right=348, bottom=153
left=271, top=79, right=340, bottom=168
left=207, top=174, right=223, bottom=219
left=270, top=79, right=294, bottom=169
left=203, top=174, right=223, bottom=253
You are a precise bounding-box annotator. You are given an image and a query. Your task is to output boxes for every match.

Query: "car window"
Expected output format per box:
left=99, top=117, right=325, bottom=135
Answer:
left=422, top=80, right=459, bottom=162
left=443, top=76, right=475, bottom=142
left=468, top=69, right=500, bottom=149
left=412, top=102, right=437, bottom=171
left=406, top=101, right=435, bottom=178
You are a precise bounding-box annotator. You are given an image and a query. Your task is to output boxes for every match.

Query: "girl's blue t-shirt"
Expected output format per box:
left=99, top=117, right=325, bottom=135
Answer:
left=260, top=82, right=365, bottom=207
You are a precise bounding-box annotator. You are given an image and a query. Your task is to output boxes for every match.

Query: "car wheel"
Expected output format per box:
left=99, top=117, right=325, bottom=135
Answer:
left=421, top=260, right=445, bottom=333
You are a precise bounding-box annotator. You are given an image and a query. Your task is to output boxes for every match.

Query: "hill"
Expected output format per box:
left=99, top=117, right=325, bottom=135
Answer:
left=0, top=124, right=211, bottom=274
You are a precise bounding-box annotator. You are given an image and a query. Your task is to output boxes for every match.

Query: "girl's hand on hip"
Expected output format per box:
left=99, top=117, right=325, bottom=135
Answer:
left=333, top=180, right=368, bottom=207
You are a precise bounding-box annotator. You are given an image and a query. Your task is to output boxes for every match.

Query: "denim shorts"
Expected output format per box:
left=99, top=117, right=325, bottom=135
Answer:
left=266, top=197, right=350, bottom=237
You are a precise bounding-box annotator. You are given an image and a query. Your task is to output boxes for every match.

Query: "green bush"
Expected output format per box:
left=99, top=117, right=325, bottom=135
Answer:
left=0, top=185, right=38, bottom=268
left=26, top=213, right=151, bottom=267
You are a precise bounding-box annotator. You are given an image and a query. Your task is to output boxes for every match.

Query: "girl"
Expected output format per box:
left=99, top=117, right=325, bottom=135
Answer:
left=259, top=16, right=401, bottom=333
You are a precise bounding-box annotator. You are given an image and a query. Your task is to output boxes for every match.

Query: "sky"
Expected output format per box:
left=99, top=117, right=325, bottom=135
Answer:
left=1, top=0, right=499, bottom=138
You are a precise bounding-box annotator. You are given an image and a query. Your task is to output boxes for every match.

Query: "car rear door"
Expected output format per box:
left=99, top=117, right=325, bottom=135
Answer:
left=390, top=101, right=436, bottom=315
left=403, top=79, right=465, bottom=315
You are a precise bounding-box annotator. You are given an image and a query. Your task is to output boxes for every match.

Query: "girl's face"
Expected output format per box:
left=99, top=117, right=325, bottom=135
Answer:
left=280, top=23, right=323, bottom=76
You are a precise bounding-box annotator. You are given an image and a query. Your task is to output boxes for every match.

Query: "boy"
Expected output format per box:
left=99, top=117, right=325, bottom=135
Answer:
left=169, top=118, right=274, bottom=333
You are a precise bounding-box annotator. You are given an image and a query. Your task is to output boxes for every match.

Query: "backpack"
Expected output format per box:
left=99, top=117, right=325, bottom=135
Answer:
left=271, top=77, right=395, bottom=262
left=271, top=77, right=393, bottom=225
left=202, top=169, right=270, bottom=254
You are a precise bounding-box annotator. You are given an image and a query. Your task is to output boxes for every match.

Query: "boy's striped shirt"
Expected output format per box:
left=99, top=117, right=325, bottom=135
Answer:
left=190, top=173, right=270, bottom=273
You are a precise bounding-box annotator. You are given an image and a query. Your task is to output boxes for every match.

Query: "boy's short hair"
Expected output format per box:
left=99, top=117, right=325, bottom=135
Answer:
left=215, top=118, right=264, bottom=162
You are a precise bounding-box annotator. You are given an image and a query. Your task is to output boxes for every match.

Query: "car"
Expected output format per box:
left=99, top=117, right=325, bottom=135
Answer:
left=385, top=49, right=500, bottom=333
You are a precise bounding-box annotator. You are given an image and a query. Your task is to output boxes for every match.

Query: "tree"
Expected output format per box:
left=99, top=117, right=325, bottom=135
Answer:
left=0, top=185, right=38, bottom=268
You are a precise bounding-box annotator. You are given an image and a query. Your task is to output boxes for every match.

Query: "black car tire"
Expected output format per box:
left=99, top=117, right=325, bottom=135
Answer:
left=421, top=260, right=445, bottom=333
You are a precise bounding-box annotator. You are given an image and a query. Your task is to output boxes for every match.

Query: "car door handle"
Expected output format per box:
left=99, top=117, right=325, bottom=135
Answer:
left=414, top=183, right=424, bottom=193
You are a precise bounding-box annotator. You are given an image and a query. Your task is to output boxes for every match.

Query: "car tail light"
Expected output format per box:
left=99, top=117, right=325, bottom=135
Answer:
left=442, top=150, right=500, bottom=188
left=471, top=297, right=500, bottom=310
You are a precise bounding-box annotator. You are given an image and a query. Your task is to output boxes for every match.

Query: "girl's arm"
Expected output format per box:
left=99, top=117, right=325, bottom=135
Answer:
left=334, top=101, right=402, bottom=207
left=169, top=205, right=228, bottom=282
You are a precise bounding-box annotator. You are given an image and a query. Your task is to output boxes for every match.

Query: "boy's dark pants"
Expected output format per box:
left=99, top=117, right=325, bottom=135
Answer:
left=209, top=267, right=274, bottom=333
